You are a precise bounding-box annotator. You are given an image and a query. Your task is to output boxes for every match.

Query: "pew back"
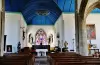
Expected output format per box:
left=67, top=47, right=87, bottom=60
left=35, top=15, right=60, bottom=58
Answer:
left=48, top=52, right=100, bottom=65
left=2, top=53, right=35, bottom=65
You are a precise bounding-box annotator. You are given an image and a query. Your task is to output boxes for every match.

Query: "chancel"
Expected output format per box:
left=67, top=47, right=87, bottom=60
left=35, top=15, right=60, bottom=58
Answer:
left=0, top=0, right=100, bottom=65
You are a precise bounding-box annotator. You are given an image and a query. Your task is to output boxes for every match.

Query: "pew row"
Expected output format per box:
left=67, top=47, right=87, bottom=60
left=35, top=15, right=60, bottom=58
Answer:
left=48, top=52, right=100, bottom=65
left=1, top=53, right=35, bottom=65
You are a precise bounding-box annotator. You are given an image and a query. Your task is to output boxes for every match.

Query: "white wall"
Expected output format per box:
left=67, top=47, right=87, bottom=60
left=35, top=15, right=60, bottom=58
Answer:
left=20, top=14, right=27, bottom=48
left=5, top=13, right=20, bottom=53
left=62, top=13, right=100, bottom=51
left=5, top=12, right=100, bottom=53
left=62, top=13, right=75, bottom=51
left=5, top=12, right=27, bottom=53
left=27, top=25, right=55, bottom=47
left=86, top=14, right=100, bottom=50
left=54, top=14, right=64, bottom=48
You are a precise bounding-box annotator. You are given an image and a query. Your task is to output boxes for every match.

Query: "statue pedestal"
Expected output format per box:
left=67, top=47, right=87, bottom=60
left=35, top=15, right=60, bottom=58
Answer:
left=62, top=47, right=68, bottom=52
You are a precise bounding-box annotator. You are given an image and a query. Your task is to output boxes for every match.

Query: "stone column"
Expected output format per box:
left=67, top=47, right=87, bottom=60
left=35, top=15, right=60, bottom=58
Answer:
left=75, top=15, right=88, bottom=56
left=75, top=0, right=88, bottom=56
left=75, top=0, right=80, bottom=54
left=78, top=17, right=88, bottom=56
left=0, top=0, right=5, bottom=56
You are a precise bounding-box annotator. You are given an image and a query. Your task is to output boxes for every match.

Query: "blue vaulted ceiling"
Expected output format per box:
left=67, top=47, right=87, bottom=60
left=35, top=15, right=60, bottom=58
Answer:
left=5, top=0, right=62, bottom=25
left=5, top=0, right=100, bottom=25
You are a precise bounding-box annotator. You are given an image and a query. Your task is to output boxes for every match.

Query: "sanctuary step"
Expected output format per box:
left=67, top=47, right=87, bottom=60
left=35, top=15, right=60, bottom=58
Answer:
left=34, top=56, right=50, bottom=65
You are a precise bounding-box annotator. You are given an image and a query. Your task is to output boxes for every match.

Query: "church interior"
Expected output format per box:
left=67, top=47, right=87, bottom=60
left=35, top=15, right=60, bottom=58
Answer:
left=0, top=0, right=100, bottom=65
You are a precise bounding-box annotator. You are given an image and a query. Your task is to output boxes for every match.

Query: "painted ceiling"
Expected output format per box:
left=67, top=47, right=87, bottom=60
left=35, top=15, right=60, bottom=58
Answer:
left=5, top=0, right=100, bottom=25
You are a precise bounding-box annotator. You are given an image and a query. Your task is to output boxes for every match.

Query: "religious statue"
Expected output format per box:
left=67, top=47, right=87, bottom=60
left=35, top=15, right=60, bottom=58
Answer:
left=64, top=41, right=68, bottom=48
left=29, top=33, right=33, bottom=44
left=17, top=42, right=21, bottom=51
left=23, top=30, right=25, bottom=40
left=62, top=41, right=68, bottom=52
left=48, top=34, right=53, bottom=44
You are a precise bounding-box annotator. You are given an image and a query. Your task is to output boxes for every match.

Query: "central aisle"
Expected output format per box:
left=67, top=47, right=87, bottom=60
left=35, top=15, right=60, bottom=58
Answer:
left=34, top=56, right=50, bottom=65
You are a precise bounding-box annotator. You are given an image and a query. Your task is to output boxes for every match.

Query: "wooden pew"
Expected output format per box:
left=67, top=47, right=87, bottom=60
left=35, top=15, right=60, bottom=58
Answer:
left=48, top=52, right=100, bottom=65
left=48, top=52, right=85, bottom=65
left=2, top=53, right=35, bottom=65
left=0, top=56, right=3, bottom=65
left=81, top=56, right=100, bottom=65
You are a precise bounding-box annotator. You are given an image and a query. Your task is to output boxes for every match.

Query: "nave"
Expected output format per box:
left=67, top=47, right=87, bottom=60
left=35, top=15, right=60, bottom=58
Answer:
left=1, top=0, right=100, bottom=65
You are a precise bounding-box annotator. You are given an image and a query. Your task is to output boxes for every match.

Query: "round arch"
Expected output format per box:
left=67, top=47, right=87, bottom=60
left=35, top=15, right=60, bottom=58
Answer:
left=84, top=1, right=100, bottom=19
left=35, top=28, right=47, bottom=45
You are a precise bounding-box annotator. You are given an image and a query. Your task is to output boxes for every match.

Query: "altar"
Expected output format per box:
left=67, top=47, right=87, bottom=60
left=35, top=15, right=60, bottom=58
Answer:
left=32, top=45, right=50, bottom=56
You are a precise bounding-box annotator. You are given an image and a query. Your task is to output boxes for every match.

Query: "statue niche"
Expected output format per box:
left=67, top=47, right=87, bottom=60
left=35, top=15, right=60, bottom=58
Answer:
left=35, top=29, right=47, bottom=45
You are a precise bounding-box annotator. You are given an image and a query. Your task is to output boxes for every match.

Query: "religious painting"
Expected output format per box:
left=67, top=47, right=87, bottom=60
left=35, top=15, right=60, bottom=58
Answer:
left=7, top=45, right=12, bottom=52
left=35, top=29, right=47, bottom=45
left=86, top=24, right=96, bottom=39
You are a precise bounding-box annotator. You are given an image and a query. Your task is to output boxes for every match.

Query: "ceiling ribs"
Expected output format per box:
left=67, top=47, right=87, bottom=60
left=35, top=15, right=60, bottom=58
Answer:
left=69, top=0, right=72, bottom=12
left=63, top=0, right=66, bottom=11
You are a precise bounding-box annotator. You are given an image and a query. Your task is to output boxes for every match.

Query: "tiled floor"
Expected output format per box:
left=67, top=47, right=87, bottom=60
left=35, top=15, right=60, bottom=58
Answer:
left=34, top=56, right=50, bottom=65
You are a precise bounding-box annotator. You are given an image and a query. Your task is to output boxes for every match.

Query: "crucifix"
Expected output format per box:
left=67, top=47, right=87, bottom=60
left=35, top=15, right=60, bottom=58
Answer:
left=20, top=27, right=25, bottom=40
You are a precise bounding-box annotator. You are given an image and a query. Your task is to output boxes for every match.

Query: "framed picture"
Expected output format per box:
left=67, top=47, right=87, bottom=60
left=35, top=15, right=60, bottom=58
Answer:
left=7, top=45, right=12, bottom=52
left=86, top=24, right=96, bottom=39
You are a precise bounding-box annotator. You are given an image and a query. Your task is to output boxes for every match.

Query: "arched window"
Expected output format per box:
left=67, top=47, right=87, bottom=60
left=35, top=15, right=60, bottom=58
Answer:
left=35, top=29, right=47, bottom=45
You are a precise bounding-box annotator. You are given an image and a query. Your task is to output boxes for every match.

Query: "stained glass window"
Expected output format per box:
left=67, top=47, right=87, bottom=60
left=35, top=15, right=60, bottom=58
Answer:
left=35, top=29, right=47, bottom=45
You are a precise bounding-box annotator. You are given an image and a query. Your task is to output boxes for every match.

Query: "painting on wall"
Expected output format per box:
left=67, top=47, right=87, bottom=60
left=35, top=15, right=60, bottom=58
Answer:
left=86, top=24, right=96, bottom=39
left=7, top=45, right=12, bottom=52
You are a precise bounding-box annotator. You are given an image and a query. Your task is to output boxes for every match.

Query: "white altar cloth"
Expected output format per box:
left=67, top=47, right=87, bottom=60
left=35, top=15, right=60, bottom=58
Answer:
left=36, top=49, right=48, bottom=56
